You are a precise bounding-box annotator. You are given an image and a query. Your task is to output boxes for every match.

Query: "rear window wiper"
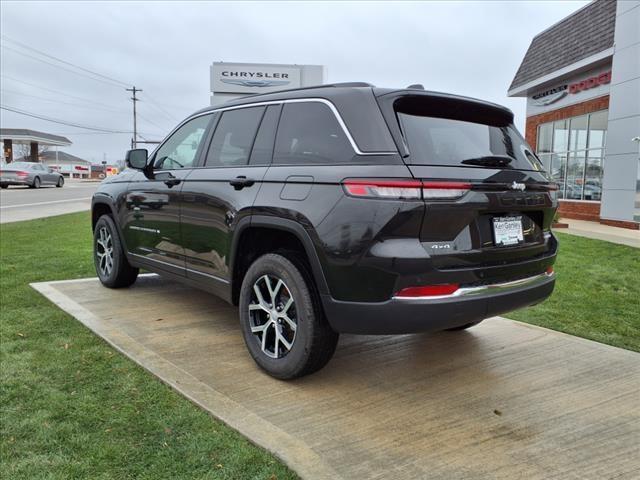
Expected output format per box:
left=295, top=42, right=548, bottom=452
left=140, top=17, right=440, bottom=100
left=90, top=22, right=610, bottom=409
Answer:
left=461, top=155, right=513, bottom=167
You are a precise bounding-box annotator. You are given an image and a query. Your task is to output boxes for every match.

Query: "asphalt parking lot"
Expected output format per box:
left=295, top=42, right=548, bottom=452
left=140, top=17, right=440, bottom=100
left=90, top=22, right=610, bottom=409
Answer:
left=33, top=274, right=640, bottom=480
left=0, top=180, right=99, bottom=223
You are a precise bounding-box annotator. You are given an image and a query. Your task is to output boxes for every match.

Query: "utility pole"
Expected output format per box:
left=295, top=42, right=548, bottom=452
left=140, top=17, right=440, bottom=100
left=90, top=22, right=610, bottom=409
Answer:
left=126, top=86, right=142, bottom=149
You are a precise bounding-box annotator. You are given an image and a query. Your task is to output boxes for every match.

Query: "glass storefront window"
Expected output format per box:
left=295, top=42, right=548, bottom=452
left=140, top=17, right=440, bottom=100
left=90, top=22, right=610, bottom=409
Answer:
left=537, top=123, right=553, bottom=154
left=584, top=149, right=604, bottom=201
left=536, top=110, right=608, bottom=201
left=550, top=153, right=567, bottom=199
left=588, top=111, right=607, bottom=149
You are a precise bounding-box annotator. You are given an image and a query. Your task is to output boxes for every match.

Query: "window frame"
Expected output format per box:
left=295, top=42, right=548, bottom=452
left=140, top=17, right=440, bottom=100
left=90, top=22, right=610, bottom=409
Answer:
left=536, top=109, right=607, bottom=202
left=153, top=98, right=397, bottom=172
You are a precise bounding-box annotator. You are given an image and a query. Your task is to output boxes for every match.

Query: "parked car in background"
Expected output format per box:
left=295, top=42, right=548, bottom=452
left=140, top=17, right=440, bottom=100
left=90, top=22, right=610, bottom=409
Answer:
left=0, top=161, right=65, bottom=189
left=91, top=82, right=558, bottom=379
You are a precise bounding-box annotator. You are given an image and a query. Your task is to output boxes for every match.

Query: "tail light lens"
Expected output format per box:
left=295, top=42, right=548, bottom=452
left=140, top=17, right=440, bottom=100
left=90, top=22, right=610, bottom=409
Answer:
left=17, top=171, right=29, bottom=178
left=395, top=284, right=460, bottom=297
left=342, top=179, right=471, bottom=200
left=422, top=181, right=471, bottom=199
left=342, top=179, right=422, bottom=199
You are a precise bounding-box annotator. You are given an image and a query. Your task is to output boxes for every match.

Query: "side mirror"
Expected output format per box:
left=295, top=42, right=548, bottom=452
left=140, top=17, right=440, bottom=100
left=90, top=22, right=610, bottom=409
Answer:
left=125, top=149, right=148, bottom=170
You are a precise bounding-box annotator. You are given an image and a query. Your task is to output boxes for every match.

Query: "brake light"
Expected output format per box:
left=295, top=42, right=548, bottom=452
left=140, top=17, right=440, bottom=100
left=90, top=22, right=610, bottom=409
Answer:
left=342, top=179, right=471, bottom=200
left=17, top=171, right=29, bottom=177
left=395, top=284, right=460, bottom=297
left=342, top=179, right=422, bottom=199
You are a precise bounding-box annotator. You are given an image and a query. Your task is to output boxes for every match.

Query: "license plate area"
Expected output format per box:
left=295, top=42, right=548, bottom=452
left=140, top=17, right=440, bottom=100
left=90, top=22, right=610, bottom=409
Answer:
left=493, top=216, right=524, bottom=247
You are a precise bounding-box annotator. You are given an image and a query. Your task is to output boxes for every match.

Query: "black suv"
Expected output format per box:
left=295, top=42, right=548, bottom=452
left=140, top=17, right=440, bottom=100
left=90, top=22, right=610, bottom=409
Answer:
left=92, top=82, right=557, bottom=379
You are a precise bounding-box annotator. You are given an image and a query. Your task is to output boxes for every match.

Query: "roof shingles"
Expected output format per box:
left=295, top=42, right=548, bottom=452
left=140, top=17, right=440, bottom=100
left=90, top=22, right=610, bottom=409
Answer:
left=509, top=0, right=616, bottom=91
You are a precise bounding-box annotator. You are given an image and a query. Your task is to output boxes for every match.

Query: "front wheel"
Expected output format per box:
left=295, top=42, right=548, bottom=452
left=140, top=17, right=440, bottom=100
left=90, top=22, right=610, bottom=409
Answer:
left=239, top=253, right=338, bottom=379
left=56, top=177, right=64, bottom=188
left=93, top=215, right=139, bottom=288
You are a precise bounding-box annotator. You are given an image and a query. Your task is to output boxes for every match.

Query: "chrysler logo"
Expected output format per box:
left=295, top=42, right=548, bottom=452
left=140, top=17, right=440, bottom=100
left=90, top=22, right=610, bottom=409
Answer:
left=510, top=181, right=526, bottom=191
left=220, top=79, right=291, bottom=88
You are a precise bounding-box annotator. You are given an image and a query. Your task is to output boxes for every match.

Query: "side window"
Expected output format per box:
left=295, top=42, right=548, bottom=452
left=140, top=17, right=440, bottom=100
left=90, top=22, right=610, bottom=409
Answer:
left=273, top=102, right=353, bottom=165
left=154, top=114, right=212, bottom=170
left=205, top=107, right=265, bottom=167
left=249, top=105, right=281, bottom=165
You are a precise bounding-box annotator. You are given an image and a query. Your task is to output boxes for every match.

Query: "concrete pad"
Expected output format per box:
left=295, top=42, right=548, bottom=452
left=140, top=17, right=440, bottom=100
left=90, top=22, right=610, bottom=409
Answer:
left=560, top=218, right=640, bottom=248
left=32, top=275, right=640, bottom=480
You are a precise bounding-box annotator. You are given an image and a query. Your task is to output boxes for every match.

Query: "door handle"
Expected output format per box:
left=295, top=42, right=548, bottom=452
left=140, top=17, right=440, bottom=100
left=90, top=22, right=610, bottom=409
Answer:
left=229, top=176, right=255, bottom=190
left=164, top=177, right=181, bottom=188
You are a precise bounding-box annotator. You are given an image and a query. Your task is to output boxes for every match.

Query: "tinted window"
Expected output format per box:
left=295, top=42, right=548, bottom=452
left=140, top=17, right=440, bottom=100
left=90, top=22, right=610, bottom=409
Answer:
left=274, top=102, right=353, bottom=164
left=206, top=107, right=265, bottom=167
left=398, top=112, right=542, bottom=171
left=154, top=114, right=212, bottom=170
left=249, top=105, right=281, bottom=165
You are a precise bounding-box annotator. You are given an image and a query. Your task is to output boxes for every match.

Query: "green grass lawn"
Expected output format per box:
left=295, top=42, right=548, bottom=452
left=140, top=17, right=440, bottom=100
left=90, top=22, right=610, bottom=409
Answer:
left=1, top=213, right=638, bottom=478
left=510, top=232, right=640, bottom=352
left=0, top=212, right=297, bottom=480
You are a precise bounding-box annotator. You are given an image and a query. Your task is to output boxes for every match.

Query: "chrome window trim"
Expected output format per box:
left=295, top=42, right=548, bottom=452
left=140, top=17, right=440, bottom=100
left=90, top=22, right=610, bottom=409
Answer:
left=393, top=271, right=554, bottom=301
left=152, top=98, right=398, bottom=159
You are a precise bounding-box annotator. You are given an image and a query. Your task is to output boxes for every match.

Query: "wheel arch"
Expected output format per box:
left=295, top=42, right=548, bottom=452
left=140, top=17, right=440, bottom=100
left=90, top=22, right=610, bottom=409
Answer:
left=230, top=215, right=330, bottom=306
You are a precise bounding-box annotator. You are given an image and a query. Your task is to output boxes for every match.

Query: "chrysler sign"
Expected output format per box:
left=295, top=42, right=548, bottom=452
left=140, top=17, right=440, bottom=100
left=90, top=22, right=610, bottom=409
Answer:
left=531, top=71, right=612, bottom=107
left=211, top=63, right=301, bottom=94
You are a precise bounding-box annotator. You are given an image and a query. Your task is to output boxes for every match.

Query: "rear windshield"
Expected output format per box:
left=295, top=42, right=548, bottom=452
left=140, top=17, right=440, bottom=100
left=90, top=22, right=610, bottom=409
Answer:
left=6, top=162, right=35, bottom=169
left=396, top=103, right=543, bottom=171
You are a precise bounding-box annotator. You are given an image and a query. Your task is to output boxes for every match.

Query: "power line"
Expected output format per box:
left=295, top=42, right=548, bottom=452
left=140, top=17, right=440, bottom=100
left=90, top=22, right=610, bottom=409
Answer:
left=1, top=45, right=126, bottom=89
left=1, top=35, right=131, bottom=87
left=0, top=104, right=132, bottom=133
left=1, top=74, right=127, bottom=111
left=139, top=92, right=179, bottom=122
left=0, top=88, right=128, bottom=114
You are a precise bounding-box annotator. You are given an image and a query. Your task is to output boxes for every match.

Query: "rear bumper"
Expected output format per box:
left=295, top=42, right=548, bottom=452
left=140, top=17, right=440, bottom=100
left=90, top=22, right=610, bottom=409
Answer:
left=0, top=179, right=30, bottom=186
left=322, top=272, right=555, bottom=334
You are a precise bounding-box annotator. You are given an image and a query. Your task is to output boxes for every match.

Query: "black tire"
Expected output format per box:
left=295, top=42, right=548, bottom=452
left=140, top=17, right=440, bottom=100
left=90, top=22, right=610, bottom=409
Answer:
left=445, top=320, right=483, bottom=331
left=0, top=184, right=7, bottom=189
left=31, top=177, right=41, bottom=189
left=93, top=214, right=139, bottom=288
left=239, top=252, right=339, bottom=380
left=56, top=177, right=64, bottom=188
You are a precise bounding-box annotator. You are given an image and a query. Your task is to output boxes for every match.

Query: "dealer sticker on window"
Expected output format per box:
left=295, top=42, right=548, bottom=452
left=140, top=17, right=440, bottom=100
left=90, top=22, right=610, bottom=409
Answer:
left=493, top=216, right=524, bottom=246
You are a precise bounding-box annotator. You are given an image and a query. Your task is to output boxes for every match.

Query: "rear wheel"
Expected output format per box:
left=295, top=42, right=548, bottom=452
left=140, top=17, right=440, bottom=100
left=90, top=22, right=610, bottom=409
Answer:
left=93, top=215, right=139, bottom=288
left=56, top=177, right=64, bottom=188
left=31, top=177, right=41, bottom=189
left=0, top=184, right=7, bottom=189
left=239, top=253, right=338, bottom=379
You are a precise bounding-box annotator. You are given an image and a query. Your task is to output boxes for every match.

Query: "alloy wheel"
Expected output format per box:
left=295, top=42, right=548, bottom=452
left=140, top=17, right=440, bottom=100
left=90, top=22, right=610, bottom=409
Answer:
left=95, top=226, right=114, bottom=277
left=248, top=274, right=297, bottom=359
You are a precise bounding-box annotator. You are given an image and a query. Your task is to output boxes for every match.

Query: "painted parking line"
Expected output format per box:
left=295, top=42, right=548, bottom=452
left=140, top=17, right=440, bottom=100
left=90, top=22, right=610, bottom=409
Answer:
left=0, top=197, right=92, bottom=209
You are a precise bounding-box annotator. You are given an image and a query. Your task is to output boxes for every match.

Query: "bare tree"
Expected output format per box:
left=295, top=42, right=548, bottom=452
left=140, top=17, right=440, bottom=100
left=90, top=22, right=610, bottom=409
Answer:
left=14, top=144, right=50, bottom=162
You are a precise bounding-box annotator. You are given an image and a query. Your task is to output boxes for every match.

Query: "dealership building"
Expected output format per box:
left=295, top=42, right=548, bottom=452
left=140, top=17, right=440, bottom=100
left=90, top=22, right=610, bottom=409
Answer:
left=508, top=0, right=639, bottom=228
left=209, top=61, right=326, bottom=105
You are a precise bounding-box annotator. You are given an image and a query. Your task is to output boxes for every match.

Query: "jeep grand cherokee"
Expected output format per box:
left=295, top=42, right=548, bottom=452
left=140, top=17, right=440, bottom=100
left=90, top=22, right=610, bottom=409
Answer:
left=91, top=82, right=558, bottom=379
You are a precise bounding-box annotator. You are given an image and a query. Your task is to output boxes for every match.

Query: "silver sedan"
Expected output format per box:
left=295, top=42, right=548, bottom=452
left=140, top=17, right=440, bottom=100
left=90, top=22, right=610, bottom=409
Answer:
left=0, top=162, right=65, bottom=189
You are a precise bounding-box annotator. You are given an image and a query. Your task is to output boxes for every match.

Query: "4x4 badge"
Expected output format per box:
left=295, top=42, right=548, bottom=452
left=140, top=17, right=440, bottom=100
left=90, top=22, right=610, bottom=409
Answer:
left=510, top=181, right=526, bottom=191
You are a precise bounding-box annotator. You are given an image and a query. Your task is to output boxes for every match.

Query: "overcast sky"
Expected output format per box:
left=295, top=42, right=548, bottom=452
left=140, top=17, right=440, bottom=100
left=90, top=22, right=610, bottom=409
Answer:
left=1, top=0, right=589, bottom=164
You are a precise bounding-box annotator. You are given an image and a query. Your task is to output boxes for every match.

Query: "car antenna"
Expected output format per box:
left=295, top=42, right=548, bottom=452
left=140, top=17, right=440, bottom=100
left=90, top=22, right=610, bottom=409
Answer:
left=407, top=84, right=425, bottom=90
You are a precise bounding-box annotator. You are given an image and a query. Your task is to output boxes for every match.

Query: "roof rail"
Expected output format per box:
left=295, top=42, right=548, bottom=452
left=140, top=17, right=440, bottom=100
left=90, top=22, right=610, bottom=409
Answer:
left=238, top=82, right=375, bottom=100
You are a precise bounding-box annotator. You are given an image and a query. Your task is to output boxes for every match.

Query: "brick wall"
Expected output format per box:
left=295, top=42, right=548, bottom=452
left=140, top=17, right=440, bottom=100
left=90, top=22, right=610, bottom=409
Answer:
left=525, top=95, right=610, bottom=150
left=557, top=200, right=601, bottom=221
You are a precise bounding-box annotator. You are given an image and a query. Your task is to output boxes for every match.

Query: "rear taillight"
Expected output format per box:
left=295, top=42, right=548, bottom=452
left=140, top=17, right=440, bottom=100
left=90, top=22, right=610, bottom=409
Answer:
left=422, top=181, right=471, bottom=199
left=395, top=284, right=460, bottom=298
left=342, top=179, right=471, bottom=200
left=17, top=171, right=29, bottom=177
left=342, top=179, right=423, bottom=199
